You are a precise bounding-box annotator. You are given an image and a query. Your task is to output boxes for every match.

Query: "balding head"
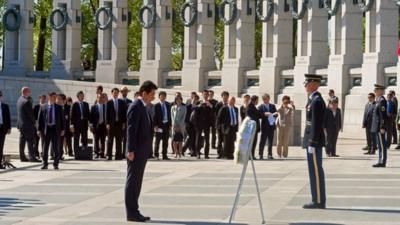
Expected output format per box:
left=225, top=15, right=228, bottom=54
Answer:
left=21, top=87, right=30, bottom=97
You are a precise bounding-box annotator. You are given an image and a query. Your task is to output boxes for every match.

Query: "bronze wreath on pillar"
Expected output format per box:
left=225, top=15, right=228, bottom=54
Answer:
left=95, top=6, right=113, bottom=30
left=290, top=0, right=308, bottom=20
left=219, top=0, right=238, bottom=25
left=139, top=4, right=156, bottom=29
left=357, top=0, right=374, bottom=13
left=50, top=7, right=68, bottom=31
left=256, top=0, right=274, bottom=22
left=180, top=1, right=198, bottom=27
left=3, top=7, right=22, bottom=32
left=323, top=0, right=341, bottom=17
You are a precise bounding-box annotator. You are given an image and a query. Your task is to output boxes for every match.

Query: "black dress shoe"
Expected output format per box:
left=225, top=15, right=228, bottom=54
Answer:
left=54, top=165, right=59, bottom=170
left=373, top=163, right=386, bottom=168
left=20, top=158, right=29, bottom=162
left=41, top=165, right=48, bottom=170
left=107, top=157, right=112, bottom=161
left=0, top=165, right=5, bottom=169
left=205, top=156, right=210, bottom=159
left=364, top=151, right=371, bottom=155
left=127, top=217, right=146, bottom=222
left=362, top=146, right=370, bottom=150
left=395, top=146, right=400, bottom=150
left=30, top=158, right=42, bottom=163
left=139, top=213, right=151, bottom=221
left=303, top=202, right=326, bottom=209
left=163, top=157, right=170, bottom=160
left=259, top=156, right=264, bottom=160
left=267, top=155, right=274, bottom=160
left=331, top=154, right=340, bottom=157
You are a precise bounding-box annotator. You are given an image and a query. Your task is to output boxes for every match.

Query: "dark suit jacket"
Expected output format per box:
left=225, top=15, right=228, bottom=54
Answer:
left=153, top=101, right=172, bottom=128
left=247, top=103, right=263, bottom=133
left=303, top=92, right=326, bottom=148
left=218, top=106, right=239, bottom=135
left=258, top=103, right=277, bottom=131
left=0, top=103, right=11, bottom=134
left=192, top=101, right=214, bottom=129
left=34, top=104, right=41, bottom=121
left=106, top=98, right=127, bottom=126
left=63, top=104, right=71, bottom=132
left=17, top=96, right=36, bottom=137
left=127, top=99, right=153, bottom=159
left=363, top=102, right=375, bottom=129
left=70, top=101, right=90, bottom=131
left=90, top=104, right=107, bottom=129
left=38, top=104, right=65, bottom=135
left=324, top=108, right=342, bottom=133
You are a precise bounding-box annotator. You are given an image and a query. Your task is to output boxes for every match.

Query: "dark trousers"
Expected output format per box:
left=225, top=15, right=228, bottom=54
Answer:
left=326, top=130, right=339, bottom=156
left=94, top=124, right=106, bottom=156
left=183, top=124, right=195, bottom=154
left=122, top=126, right=127, bottom=159
left=386, top=118, right=394, bottom=149
left=259, top=129, right=274, bottom=157
left=34, top=134, right=42, bottom=157
left=107, top=122, right=123, bottom=159
left=125, top=156, right=147, bottom=218
left=195, top=127, right=210, bottom=157
left=42, top=126, right=60, bottom=167
left=223, top=128, right=236, bottom=159
left=64, top=131, right=73, bottom=155
left=19, top=131, right=36, bottom=160
left=366, top=127, right=377, bottom=150
left=0, top=131, right=6, bottom=166
left=73, top=128, right=88, bottom=153
left=251, top=132, right=259, bottom=158
left=154, top=125, right=169, bottom=158
left=58, top=136, right=64, bottom=159
left=376, top=132, right=387, bottom=165
left=217, top=127, right=224, bottom=157
left=307, top=147, right=326, bottom=205
left=393, top=121, right=398, bottom=144
left=211, top=123, right=217, bottom=147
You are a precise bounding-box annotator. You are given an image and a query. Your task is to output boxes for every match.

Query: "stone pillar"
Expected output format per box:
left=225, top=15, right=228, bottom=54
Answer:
left=259, top=0, right=293, bottom=102
left=3, top=0, right=34, bottom=76
left=50, top=0, right=82, bottom=80
left=96, top=0, right=128, bottom=84
left=221, top=0, right=256, bottom=97
left=327, top=0, right=363, bottom=108
left=140, top=0, right=173, bottom=87
left=293, top=0, right=328, bottom=104
left=181, top=0, right=216, bottom=92
left=361, top=0, right=397, bottom=91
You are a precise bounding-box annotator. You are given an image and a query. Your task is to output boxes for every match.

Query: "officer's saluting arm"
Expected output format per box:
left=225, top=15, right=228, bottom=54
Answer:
left=309, top=98, right=325, bottom=147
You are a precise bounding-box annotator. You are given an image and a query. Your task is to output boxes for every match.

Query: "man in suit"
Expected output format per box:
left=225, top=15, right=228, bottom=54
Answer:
left=37, top=92, right=65, bottom=170
left=215, top=91, right=229, bottom=159
left=302, top=74, right=326, bottom=209
left=386, top=92, right=396, bottom=149
left=106, top=88, right=127, bottom=160
left=90, top=93, right=107, bottom=159
left=258, top=94, right=277, bottom=160
left=208, top=90, right=219, bottom=149
left=247, top=95, right=263, bottom=159
left=56, top=94, right=69, bottom=160
left=324, top=97, right=342, bottom=157
left=125, top=81, right=157, bottom=222
left=389, top=90, right=398, bottom=146
left=70, top=91, right=90, bottom=153
left=121, top=86, right=132, bottom=159
left=0, top=90, right=11, bottom=169
left=33, top=95, right=46, bottom=158
left=371, top=84, right=389, bottom=168
left=192, top=90, right=214, bottom=159
left=65, top=97, right=74, bottom=156
left=153, top=91, right=171, bottom=160
left=17, top=87, right=41, bottom=162
left=362, top=93, right=377, bottom=154
left=218, top=96, right=239, bottom=159
left=183, top=94, right=199, bottom=156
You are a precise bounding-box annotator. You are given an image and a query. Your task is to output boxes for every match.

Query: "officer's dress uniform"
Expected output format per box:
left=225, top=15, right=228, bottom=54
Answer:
left=303, top=90, right=326, bottom=208
left=371, top=93, right=389, bottom=167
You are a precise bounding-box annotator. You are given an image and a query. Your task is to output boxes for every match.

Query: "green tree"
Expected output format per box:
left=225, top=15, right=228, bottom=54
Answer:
left=127, top=0, right=142, bottom=71
left=33, top=0, right=52, bottom=71
left=81, top=0, right=99, bottom=70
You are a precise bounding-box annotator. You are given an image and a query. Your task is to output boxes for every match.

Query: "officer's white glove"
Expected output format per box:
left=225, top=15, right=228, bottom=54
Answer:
left=308, top=146, right=315, bottom=154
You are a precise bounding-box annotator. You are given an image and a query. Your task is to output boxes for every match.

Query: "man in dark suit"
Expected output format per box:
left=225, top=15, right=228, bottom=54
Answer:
left=389, top=90, right=398, bottom=145
left=208, top=90, right=219, bottom=149
left=90, top=93, right=107, bottom=159
left=258, top=93, right=277, bottom=160
left=37, top=92, right=65, bottom=170
left=125, top=81, right=157, bottom=222
left=0, top=90, right=11, bottom=169
left=192, top=90, right=214, bottom=159
left=324, top=97, right=342, bottom=157
left=247, top=95, right=263, bottom=159
left=70, top=91, right=90, bottom=153
left=17, top=87, right=41, bottom=162
left=182, top=95, right=199, bottom=156
left=362, top=93, right=377, bottom=154
left=56, top=94, right=69, bottom=160
left=215, top=91, right=229, bottom=159
left=106, top=88, right=127, bottom=160
left=65, top=97, right=74, bottom=156
left=302, top=74, right=326, bottom=209
left=218, top=96, right=239, bottom=159
left=153, top=91, right=171, bottom=160
left=386, top=92, right=396, bottom=149
left=121, top=86, right=132, bottom=159
left=33, top=95, right=46, bottom=158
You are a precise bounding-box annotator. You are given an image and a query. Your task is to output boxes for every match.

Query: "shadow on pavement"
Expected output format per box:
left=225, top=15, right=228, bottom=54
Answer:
left=327, top=207, right=400, bottom=214
left=0, top=197, right=44, bottom=216
left=290, top=223, right=345, bottom=225
left=148, top=220, right=247, bottom=225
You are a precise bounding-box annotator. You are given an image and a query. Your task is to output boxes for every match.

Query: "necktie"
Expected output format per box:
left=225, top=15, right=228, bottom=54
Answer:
left=48, top=105, right=53, bottom=125
left=102, top=104, right=106, bottom=124
left=0, top=104, right=3, bottom=125
left=115, top=99, right=119, bottom=121
left=162, top=103, right=167, bottom=123
left=80, top=102, right=84, bottom=119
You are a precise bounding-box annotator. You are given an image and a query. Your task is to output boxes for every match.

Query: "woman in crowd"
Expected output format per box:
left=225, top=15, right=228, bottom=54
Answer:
left=276, top=96, right=295, bottom=158
left=171, top=96, right=187, bottom=158
left=240, top=94, right=251, bottom=122
left=324, top=97, right=342, bottom=157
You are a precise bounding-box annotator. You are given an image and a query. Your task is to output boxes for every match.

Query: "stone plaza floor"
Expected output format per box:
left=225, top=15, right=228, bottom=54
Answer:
left=1, top=131, right=400, bottom=225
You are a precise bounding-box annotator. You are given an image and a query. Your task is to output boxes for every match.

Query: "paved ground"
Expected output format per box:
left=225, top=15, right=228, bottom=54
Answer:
left=1, top=131, right=400, bottom=225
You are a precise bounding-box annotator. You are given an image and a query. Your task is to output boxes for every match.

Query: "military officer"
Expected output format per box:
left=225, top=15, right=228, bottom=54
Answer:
left=302, top=74, right=326, bottom=209
left=371, top=84, right=389, bottom=167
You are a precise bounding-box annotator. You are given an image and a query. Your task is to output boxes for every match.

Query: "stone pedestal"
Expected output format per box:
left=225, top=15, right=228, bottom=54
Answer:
left=259, top=0, right=293, bottom=102
left=140, top=0, right=172, bottom=87
left=327, top=0, right=363, bottom=109
left=293, top=0, right=328, bottom=104
left=181, top=0, right=216, bottom=92
left=3, top=0, right=34, bottom=77
left=96, top=0, right=128, bottom=84
left=50, top=0, right=82, bottom=80
left=361, top=0, right=397, bottom=92
left=221, top=0, right=256, bottom=97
